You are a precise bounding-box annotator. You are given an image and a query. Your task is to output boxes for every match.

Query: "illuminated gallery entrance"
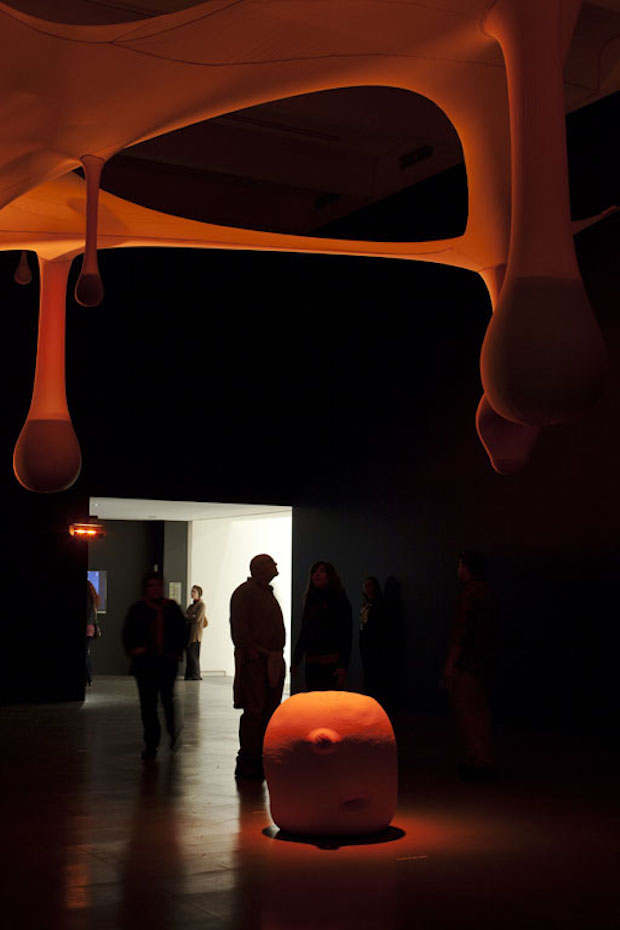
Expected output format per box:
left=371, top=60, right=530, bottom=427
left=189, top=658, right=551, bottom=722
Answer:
left=87, top=498, right=292, bottom=680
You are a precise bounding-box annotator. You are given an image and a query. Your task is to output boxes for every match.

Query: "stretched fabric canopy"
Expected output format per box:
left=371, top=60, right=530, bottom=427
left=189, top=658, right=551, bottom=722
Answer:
left=1, top=0, right=618, bottom=489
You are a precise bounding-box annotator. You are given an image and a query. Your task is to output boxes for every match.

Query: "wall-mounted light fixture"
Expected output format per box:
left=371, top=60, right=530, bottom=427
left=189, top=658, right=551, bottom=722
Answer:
left=69, top=522, right=105, bottom=539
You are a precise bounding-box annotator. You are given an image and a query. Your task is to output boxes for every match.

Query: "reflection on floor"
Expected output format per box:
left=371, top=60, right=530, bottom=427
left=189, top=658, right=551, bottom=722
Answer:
left=1, top=676, right=618, bottom=929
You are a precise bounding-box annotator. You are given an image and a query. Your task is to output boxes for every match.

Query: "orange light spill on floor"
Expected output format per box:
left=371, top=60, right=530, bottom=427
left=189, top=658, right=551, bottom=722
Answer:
left=1, top=678, right=619, bottom=930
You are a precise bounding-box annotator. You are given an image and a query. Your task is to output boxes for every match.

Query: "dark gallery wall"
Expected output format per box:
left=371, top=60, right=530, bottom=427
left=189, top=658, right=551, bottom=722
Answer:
left=2, top=215, right=619, bottom=733
left=0, top=486, right=88, bottom=704
left=163, top=521, right=189, bottom=610
left=290, top=214, right=620, bottom=740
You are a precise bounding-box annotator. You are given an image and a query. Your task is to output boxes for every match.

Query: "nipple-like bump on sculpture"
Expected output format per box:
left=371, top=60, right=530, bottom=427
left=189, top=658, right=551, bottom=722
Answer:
left=74, top=155, right=105, bottom=307
left=13, top=258, right=81, bottom=492
left=476, top=394, right=540, bottom=475
left=263, top=691, right=397, bottom=836
left=481, top=0, right=607, bottom=426
left=14, top=250, right=32, bottom=285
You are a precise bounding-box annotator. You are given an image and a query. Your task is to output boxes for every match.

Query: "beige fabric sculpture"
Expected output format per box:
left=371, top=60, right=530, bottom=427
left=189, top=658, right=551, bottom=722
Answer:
left=0, top=0, right=618, bottom=490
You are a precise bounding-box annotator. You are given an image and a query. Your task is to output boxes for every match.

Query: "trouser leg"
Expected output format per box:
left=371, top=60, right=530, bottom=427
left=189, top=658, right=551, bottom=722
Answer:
left=136, top=673, right=161, bottom=752
left=85, top=640, right=93, bottom=685
left=159, top=660, right=179, bottom=739
left=452, top=671, right=492, bottom=767
left=186, top=642, right=200, bottom=679
left=263, top=680, right=284, bottom=731
left=236, top=656, right=282, bottom=775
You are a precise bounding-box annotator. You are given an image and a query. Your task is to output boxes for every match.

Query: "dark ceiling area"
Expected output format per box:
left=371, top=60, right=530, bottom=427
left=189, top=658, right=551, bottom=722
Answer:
left=101, top=86, right=466, bottom=240
left=99, top=86, right=619, bottom=243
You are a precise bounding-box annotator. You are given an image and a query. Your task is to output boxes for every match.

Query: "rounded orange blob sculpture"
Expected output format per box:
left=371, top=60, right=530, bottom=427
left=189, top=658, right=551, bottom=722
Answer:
left=263, top=691, right=397, bottom=837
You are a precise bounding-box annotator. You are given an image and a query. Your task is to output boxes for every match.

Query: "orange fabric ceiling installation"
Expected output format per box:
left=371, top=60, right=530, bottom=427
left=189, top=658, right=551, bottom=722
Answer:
left=263, top=691, right=397, bottom=836
left=1, top=0, right=618, bottom=490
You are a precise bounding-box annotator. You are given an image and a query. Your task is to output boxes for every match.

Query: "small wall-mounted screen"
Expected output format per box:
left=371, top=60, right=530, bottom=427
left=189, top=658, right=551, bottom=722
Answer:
left=88, top=570, right=107, bottom=613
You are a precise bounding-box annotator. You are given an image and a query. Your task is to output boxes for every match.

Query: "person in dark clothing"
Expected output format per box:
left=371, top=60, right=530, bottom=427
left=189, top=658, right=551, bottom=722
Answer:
left=359, top=576, right=392, bottom=706
left=85, top=579, right=100, bottom=687
left=122, top=571, right=187, bottom=761
left=442, top=550, right=499, bottom=779
left=293, top=561, right=352, bottom=690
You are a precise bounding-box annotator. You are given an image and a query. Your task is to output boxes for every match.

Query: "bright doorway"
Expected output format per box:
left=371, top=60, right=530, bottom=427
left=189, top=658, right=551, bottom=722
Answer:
left=88, top=498, right=292, bottom=679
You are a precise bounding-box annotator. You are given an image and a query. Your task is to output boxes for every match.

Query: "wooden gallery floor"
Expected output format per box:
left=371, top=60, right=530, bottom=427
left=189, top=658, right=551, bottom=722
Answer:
left=1, top=675, right=618, bottom=930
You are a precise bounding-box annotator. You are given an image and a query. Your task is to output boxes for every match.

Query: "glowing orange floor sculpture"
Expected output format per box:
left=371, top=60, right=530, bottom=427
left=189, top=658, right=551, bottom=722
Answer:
left=0, top=0, right=618, bottom=490
left=263, top=691, right=397, bottom=836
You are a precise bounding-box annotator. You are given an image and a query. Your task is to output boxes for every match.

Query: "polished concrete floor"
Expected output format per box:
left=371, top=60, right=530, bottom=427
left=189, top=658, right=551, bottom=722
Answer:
left=1, top=675, right=619, bottom=930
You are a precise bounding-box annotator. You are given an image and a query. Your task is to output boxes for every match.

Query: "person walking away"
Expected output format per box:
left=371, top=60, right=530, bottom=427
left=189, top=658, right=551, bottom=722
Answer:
left=122, top=571, right=187, bottom=761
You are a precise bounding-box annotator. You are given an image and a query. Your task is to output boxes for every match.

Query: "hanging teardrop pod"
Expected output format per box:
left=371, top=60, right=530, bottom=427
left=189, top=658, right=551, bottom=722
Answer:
left=14, top=257, right=81, bottom=492
left=74, top=154, right=105, bottom=307
left=14, top=250, right=32, bottom=285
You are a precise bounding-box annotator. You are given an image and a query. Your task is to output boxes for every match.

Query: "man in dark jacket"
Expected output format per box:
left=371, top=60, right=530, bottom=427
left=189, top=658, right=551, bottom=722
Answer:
left=122, top=571, right=187, bottom=761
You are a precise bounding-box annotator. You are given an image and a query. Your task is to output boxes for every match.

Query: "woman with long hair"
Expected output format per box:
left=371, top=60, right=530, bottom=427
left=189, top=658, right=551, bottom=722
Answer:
left=292, top=561, right=352, bottom=690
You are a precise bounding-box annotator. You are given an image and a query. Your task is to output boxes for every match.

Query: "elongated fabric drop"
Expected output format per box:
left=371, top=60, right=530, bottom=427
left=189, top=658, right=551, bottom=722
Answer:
left=480, top=0, right=607, bottom=426
left=74, top=155, right=105, bottom=307
left=14, top=257, right=81, bottom=492
left=14, top=250, right=32, bottom=285
left=476, top=265, right=541, bottom=473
